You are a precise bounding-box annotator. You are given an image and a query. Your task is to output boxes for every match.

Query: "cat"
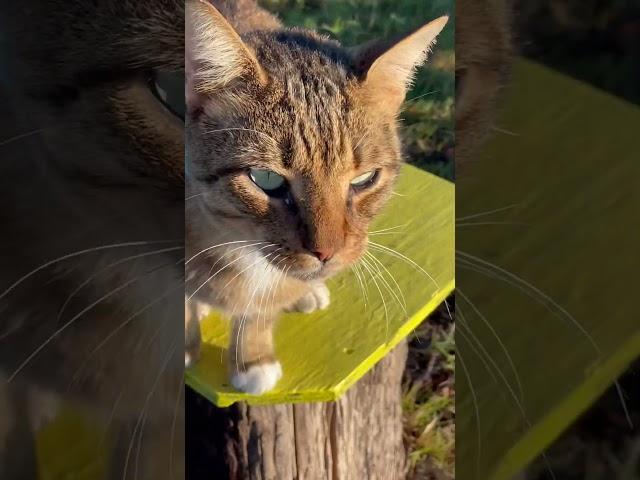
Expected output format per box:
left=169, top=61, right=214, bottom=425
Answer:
left=0, top=1, right=184, bottom=478
left=185, top=0, right=448, bottom=394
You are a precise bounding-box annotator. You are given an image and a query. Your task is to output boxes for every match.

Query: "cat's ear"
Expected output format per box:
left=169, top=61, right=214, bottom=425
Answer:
left=186, top=0, right=266, bottom=111
left=352, top=16, right=448, bottom=115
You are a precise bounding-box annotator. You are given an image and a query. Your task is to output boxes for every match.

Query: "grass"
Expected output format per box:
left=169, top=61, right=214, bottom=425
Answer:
left=259, top=2, right=456, bottom=477
left=403, top=298, right=455, bottom=479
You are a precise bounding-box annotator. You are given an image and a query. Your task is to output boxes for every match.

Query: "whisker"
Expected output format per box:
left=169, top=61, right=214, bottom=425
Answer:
left=185, top=193, right=205, bottom=201
left=456, top=203, right=520, bottom=222
left=404, top=89, right=439, bottom=105
left=350, top=264, right=368, bottom=310
left=492, top=125, right=521, bottom=137
left=57, top=245, right=183, bottom=323
left=458, top=289, right=524, bottom=402
left=352, top=131, right=369, bottom=152
left=456, top=322, right=498, bottom=386
left=218, top=247, right=281, bottom=294
left=0, top=240, right=180, bottom=302
left=355, top=263, right=370, bottom=307
left=458, top=251, right=633, bottom=428
left=457, top=251, right=600, bottom=352
left=234, top=250, right=281, bottom=372
left=367, top=231, right=403, bottom=237
left=360, top=256, right=390, bottom=339
left=456, top=221, right=528, bottom=227
left=0, top=128, right=45, bottom=147
left=187, top=244, right=277, bottom=301
left=204, top=242, right=267, bottom=276
left=254, top=256, right=279, bottom=360
left=365, top=251, right=407, bottom=315
left=10, top=262, right=176, bottom=383
left=122, top=341, right=177, bottom=480
left=261, top=257, right=287, bottom=345
left=368, top=223, right=410, bottom=235
left=98, top=391, right=124, bottom=449
left=458, top=307, right=533, bottom=430
left=186, top=240, right=265, bottom=265
left=0, top=323, right=21, bottom=342
left=68, top=285, right=182, bottom=391
left=368, top=241, right=439, bottom=290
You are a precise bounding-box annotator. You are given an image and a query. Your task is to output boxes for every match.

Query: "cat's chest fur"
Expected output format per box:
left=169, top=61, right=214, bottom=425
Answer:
left=187, top=248, right=303, bottom=319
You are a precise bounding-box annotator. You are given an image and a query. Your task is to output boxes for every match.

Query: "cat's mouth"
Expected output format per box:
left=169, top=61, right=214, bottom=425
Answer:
left=273, top=255, right=341, bottom=282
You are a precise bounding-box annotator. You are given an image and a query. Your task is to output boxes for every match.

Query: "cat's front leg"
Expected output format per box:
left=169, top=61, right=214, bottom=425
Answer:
left=286, top=281, right=331, bottom=314
left=184, top=296, right=213, bottom=368
left=228, top=315, right=282, bottom=395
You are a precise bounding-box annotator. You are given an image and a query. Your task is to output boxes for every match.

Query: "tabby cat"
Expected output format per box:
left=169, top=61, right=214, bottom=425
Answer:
left=185, top=0, right=448, bottom=394
left=0, top=1, right=184, bottom=478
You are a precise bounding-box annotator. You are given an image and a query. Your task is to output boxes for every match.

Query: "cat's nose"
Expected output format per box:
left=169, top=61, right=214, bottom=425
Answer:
left=312, top=248, right=334, bottom=263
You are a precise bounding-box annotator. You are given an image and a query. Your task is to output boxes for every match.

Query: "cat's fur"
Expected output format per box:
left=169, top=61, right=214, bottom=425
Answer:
left=456, top=0, right=513, bottom=168
left=185, top=0, right=448, bottom=394
left=0, top=1, right=184, bottom=478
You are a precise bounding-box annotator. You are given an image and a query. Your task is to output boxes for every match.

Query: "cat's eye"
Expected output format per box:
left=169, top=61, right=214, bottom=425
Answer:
left=149, top=71, right=185, bottom=120
left=350, top=170, right=379, bottom=190
left=249, top=169, right=287, bottom=196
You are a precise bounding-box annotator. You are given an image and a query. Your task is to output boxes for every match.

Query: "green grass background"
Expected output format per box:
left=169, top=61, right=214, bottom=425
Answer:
left=260, top=2, right=455, bottom=478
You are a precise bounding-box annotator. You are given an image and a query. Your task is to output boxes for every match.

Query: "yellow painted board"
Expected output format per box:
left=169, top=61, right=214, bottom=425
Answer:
left=457, top=59, right=640, bottom=480
left=37, top=408, right=106, bottom=480
left=186, top=164, right=455, bottom=406
left=35, top=164, right=453, bottom=475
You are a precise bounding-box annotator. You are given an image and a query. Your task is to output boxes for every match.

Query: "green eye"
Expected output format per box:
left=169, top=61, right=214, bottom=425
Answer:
left=350, top=170, right=379, bottom=189
left=249, top=169, right=287, bottom=195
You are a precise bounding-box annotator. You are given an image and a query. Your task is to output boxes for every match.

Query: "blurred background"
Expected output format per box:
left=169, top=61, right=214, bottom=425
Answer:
left=511, top=1, right=640, bottom=478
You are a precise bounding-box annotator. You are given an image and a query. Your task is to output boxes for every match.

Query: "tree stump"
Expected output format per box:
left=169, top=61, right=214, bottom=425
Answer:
left=187, top=341, right=408, bottom=480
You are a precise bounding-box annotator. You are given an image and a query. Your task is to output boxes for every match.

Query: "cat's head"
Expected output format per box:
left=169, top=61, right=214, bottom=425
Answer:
left=186, top=0, right=447, bottom=280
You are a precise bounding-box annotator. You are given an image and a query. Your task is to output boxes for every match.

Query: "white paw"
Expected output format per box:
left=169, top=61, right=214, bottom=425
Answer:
left=195, top=301, right=213, bottom=320
left=28, top=387, right=60, bottom=432
left=184, top=335, right=201, bottom=368
left=231, top=361, right=282, bottom=395
left=291, top=282, right=331, bottom=313
left=185, top=351, right=195, bottom=368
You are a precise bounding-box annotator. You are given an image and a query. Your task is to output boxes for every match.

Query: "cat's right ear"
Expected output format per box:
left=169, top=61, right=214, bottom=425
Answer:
left=350, top=16, right=448, bottom=117
left=185, top=0, right=267, bottom=112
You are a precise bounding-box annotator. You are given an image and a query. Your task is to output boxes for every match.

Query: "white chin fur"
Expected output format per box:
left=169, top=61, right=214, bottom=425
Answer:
left=231, top=361, right=283, bottom=395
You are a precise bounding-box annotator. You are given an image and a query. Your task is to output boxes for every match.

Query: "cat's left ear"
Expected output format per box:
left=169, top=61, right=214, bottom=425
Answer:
left=352, top=16, right=448, bottom=115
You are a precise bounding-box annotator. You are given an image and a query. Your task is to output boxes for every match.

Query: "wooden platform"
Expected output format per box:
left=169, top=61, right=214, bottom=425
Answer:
left=457, top=59, right=640, bottom=480
left=186, top=164, right=455, bottom=407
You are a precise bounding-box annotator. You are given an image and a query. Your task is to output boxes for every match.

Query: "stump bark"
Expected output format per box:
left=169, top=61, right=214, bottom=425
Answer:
left=187, top=341, right=408, bottom=480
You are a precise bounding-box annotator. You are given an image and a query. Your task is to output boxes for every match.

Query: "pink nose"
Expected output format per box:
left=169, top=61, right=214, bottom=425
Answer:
left=312, top=248, right=334, bottom=263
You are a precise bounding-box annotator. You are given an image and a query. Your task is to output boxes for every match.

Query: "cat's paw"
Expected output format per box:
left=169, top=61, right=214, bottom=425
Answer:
left=290, top=282, right=330, bottom=314
left=231, top=361, right=282, bottom=395
left=185, top=346, right=200, bottom=368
